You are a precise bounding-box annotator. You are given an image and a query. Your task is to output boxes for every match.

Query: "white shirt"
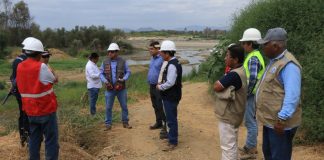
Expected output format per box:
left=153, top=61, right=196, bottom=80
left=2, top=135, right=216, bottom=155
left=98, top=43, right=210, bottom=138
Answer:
left=158, top=57, right=178, bottom=91
left=158, top=61, right=168, bottom=84
left=85, top=60, right=102, bottom=89
left=39, top=63, right=56, bottom=85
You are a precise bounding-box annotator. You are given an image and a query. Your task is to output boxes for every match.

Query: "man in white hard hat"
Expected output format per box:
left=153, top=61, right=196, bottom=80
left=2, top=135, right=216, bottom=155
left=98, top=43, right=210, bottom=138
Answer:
left=156, top=40, right=182, bottom=151
left=16, top=37, right=59, bottom=159
left=239, top=28, right=265, bottom=159
left=256, top=27, right=302, bottom=160
left=100, top=43, right=132, bottom=130
left=9, top=37, right=37, bottom=147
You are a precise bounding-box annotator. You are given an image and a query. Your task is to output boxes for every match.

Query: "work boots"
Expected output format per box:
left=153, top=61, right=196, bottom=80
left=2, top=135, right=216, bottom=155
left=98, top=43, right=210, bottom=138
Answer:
left=123, top=122, right=132, bottom=129
left=239, top=146, right=258, bottom=160
left=160, top=125, right=168, bottom=139
left=150, top=123, right=163, bottom=130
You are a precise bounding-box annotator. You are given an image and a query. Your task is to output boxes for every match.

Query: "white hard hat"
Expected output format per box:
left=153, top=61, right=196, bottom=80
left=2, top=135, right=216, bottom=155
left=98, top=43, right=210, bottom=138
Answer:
left=160, top=40, right=176, bottom=51
left=21, top=37, right=38, bottom=46
left=107, top=43, right=120, bottom=51
left=22, top=38, right=45, bottom=52
left=239, top=28, right=262, bottom=42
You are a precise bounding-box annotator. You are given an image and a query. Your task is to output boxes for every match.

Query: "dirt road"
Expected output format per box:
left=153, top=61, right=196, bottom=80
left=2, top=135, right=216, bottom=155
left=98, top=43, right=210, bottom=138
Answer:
left=0, top=82, right=323, bottom=160
left=95, top=82, right=324, bottom=160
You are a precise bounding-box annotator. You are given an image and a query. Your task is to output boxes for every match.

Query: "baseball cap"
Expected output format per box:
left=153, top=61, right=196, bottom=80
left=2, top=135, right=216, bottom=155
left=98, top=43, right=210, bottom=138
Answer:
left=257, top=27, right=287, bottom=44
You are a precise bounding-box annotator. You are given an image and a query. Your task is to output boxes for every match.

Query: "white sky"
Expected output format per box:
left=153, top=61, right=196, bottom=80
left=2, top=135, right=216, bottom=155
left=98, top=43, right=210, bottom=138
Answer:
left=11, top=0, right=251, bottom=30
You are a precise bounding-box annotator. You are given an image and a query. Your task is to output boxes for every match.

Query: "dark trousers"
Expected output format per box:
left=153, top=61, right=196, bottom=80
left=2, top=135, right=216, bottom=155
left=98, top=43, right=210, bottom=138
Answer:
left=163, top=99, right=179, bottom=145
left=14, top=93, right=30, bottom=139
left=150, top=85, right=166, bottom=125
left=29, top=112, right=59, bottom=160
left=262, top=126, right=298, bottom=160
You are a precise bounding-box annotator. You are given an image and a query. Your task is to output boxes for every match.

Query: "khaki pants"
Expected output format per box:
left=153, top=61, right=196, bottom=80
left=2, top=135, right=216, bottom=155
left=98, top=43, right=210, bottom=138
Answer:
left=219, top=121, right=238, bottom=160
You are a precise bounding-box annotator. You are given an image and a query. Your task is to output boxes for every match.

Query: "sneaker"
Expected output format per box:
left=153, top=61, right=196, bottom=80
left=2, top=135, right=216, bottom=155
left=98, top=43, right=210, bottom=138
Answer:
left=149, top=123, right=163, bottom=130
left=123, top=122, right=132, bottom=129
left=239, top=146, right=257, bottom=160
left=104, top=124, right=112, bottom=131
left=162, top=143, right=177, bottom=152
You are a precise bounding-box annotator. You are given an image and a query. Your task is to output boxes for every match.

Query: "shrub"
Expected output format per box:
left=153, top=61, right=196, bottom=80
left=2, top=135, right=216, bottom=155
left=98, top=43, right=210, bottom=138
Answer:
left=221, top=0, right=324, bottom=142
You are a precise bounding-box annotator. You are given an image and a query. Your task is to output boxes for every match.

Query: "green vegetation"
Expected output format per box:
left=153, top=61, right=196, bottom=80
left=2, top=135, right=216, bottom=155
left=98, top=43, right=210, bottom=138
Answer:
left=200, top=0, right=324, bottom=143
left=0, top=57, right=149, bottom=139
left=129, top=29, right=225, bottom=40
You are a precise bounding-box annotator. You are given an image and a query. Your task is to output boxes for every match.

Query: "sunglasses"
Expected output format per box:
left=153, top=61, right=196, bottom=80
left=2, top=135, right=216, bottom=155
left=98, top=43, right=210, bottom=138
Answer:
left=42, top=55, right=50, bottom=58
left=108, top=50, right=118, bottom=53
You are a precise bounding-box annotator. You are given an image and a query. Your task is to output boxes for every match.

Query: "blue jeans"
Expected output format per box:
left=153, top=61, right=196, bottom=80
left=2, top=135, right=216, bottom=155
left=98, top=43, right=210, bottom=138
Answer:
left=163, top=100, right=179, bottom=145
left=88, top=88, right=100, bottom=115
left=262, top=126, right=297, bottom=160
left=244, top=95, right=258, bottom=148
left=28, top=112, right=59, bottom=160
left=104, top=89, right=129, bottom=125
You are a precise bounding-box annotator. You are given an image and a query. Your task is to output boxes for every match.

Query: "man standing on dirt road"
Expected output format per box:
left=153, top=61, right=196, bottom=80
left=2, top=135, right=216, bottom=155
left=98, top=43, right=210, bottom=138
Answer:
left=157, top=40, right=182, bottom=151
left=256, top=27, right=302, bottom=160
left=16, top=37, right=59, bottom=159
left=239, top=28, right=265, bottom=159
left=147, top=41, right=167, bottom=138
left=9, top=37, right=38, bottom=147
left=214, top=44, right=247, bottom=160
left=100, top=43, right=132, bottom=130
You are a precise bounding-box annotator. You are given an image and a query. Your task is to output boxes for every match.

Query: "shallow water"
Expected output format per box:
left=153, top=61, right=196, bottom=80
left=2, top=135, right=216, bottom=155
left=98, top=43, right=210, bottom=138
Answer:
left=124, top=49, right=210, bottom=76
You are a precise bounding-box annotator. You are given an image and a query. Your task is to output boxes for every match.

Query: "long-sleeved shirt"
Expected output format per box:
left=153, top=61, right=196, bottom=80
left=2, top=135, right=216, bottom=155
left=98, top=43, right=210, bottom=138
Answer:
left=247, top=56, right=261, bottom=95
left=10, top=54, right=27, bottom=89
left=159, top=57, right=177, bottom=91
left=259, top=50, right=301, bottom=121
left=85, top=60, right=102, bottom=89
left=147, top=54, right=163, bottom=85
left=158, top=61, right=168, bottom=84
left=99, top=58, right=131, bottom=85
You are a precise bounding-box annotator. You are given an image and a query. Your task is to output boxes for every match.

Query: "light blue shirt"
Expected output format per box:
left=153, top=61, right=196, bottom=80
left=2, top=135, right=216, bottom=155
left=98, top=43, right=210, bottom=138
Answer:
left=260, top=50, right=301, bottom=121
left=147, top=54, right=163, bottom=85
left=99, top=59, right=131, bottom=85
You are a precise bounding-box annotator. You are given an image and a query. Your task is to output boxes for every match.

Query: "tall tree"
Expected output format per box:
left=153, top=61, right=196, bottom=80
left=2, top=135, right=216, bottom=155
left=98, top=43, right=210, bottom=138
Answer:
left=0, top=0, right=12, bottom=30
left=9, top=0, right=33, bottom=45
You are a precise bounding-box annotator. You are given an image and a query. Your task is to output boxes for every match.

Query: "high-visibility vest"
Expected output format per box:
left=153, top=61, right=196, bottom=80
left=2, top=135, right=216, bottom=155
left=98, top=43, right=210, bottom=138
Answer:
left=16, top=58, right=57, bottom=116
left=243, top=50, right=265, bottom=94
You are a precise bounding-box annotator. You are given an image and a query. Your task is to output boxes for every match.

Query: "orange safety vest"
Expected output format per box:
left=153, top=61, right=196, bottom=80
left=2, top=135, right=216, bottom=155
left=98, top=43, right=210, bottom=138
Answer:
left=16, top=58, right=57, bottom=116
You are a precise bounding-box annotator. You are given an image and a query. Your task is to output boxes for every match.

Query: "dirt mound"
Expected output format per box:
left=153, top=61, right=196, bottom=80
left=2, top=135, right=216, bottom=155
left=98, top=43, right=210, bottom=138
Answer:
left=0, top=132, right=94, bottom=160
left=48, top=48, right=72, bottom=60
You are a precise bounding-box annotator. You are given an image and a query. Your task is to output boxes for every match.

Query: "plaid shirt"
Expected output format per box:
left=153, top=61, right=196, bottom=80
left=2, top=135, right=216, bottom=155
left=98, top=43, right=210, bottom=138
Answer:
left=248, top=56, right=261, bottom=95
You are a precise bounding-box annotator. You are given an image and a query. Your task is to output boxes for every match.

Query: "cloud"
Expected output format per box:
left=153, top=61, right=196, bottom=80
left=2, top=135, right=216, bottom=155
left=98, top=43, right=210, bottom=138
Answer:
left=12, top=0, right=251, bottom=30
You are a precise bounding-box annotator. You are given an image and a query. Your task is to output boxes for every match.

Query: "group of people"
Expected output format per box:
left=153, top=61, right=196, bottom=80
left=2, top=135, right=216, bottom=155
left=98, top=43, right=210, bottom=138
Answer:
left=214, top=27, right=302, bottom=160
left=9, top=27, right=301, bottom=160
left=85, top=40, right=182, bottom=151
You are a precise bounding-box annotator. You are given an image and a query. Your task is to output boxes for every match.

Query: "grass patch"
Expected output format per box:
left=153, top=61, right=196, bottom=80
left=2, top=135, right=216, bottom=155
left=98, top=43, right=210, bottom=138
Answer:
left=0, top=59, right=11, bottom=77
left=50, top=58, right=88, bottom=70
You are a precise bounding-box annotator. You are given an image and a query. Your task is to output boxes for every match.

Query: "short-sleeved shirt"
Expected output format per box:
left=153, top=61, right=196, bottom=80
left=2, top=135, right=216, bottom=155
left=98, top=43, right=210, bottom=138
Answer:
left=219, top=72, right=242, bottom=90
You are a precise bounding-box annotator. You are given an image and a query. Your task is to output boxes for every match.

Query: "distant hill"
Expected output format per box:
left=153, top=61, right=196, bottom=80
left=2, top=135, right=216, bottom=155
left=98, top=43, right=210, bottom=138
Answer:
left=174, top=25, right=228, bottom=31
left=122, top=26, right=228, bottom=32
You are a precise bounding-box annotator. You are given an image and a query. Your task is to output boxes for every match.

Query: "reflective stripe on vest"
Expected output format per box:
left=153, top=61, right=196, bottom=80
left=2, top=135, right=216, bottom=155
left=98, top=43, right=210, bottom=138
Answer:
left=243, top=50, right=265, bottom=93
left=20, top=88, right=54, bottom=98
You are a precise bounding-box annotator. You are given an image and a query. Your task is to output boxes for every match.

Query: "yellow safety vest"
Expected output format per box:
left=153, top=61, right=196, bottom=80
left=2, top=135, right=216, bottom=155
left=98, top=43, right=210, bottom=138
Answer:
left=243, top=50, right=265, bottom=94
